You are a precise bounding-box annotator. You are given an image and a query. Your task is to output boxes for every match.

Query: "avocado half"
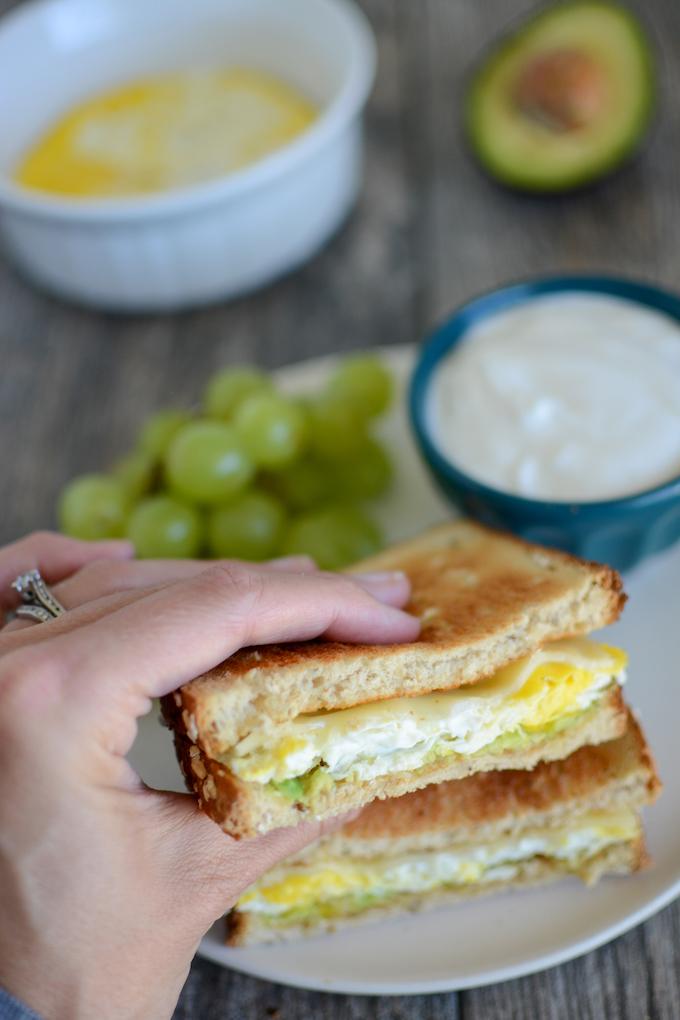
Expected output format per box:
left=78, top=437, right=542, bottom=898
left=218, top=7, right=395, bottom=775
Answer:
left=466, top=1, right=656, bottom=192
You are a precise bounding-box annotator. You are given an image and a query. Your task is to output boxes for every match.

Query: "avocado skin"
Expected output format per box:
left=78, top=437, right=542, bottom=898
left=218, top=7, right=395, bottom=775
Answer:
left=465, top=1, right=656, bottom=193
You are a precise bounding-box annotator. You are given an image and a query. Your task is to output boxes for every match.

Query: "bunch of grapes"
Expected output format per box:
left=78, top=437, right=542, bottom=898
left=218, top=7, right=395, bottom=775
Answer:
left=58, top=354, right=394, bottom=570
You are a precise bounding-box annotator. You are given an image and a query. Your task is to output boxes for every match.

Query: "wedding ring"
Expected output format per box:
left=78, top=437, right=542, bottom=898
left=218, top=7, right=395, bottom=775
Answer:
left=11, top=569, right=66, bottom=624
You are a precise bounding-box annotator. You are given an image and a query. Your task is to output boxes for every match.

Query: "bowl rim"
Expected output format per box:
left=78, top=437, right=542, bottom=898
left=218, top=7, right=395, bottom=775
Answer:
left=409, top=273, right=680, bottom=516
left=0, top=0, right=376, bottom=223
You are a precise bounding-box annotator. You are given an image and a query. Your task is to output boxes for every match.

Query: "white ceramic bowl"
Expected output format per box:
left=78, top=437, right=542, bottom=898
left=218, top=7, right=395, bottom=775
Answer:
left=0, top=0, right=375, bottom=311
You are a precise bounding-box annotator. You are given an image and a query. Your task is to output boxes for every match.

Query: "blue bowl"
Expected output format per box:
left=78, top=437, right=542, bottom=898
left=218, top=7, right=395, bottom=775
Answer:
left=409, top=275, right=680, bottom=572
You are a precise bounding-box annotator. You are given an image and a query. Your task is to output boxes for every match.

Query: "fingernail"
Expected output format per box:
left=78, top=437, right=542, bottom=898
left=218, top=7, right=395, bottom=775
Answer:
left=352, top=571, right=408, bottom=584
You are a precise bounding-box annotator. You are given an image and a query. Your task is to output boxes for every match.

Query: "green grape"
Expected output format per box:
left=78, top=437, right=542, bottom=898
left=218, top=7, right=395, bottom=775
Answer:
left=58, top=474, right=129, bottom=540
left=235, top=393, right=308, bottom=468
left=307, top=397, right=367, bottom=461
left=327, top=355, right=393, bottom=419
left=331, top=437, right=393, bottom=501
left=208, top=491, right=286, bottom=561
left=139, top=409, right=192, bottom=459
left=127, top=495, right=203, bottom=558
left=165, top=420, right=254, bottom=504
left=282, top=506, right=382, bottom=570
left=204, top=366, right=273, bottom=419
left=112, top=450, right=156, bottom=501
left=265, top=458, right=334, bottom=511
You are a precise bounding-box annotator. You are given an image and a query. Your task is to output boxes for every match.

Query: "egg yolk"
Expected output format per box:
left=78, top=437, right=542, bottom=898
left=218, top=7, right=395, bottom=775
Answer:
left=513, top=644, right=627, bottom=731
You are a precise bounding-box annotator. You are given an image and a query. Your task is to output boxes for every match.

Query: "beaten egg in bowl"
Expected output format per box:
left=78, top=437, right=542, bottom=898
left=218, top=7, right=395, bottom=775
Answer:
left=15, top=68, right=318, bottom=199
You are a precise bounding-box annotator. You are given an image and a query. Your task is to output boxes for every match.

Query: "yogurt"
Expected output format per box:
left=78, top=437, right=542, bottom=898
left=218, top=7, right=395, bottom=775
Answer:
left=427, top=293, right=680, bottom=502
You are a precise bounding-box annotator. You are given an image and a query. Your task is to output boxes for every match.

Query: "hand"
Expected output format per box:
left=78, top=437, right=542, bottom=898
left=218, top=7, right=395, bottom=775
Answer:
left=0, top=532, right=419, bottom=1020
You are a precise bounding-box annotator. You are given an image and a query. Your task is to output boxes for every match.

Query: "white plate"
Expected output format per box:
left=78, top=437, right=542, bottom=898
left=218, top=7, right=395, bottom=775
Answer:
left=129, top=345, right=680, bottom=995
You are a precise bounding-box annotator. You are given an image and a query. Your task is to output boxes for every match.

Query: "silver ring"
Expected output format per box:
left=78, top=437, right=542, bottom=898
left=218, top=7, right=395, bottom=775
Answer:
left=11, top=569, right=66, bottom=624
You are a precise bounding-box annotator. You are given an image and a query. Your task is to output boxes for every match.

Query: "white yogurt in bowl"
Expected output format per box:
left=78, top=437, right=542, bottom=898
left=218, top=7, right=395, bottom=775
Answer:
left=427, top=293, right=680, bottom=502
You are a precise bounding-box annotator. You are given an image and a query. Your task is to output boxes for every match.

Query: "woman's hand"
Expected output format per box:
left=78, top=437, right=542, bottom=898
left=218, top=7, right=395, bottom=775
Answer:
left=0, top=532, right=418, bottom=1020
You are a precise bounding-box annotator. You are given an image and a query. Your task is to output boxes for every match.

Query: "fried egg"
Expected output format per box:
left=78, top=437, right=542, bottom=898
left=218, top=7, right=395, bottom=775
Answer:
left=228, top=638, right=627, bottom=785
left=238, top=808, right=639, bottom=915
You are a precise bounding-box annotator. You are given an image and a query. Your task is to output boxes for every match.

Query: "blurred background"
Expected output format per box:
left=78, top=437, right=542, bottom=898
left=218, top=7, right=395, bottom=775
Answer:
left=2, top=0, right=679, bottom=547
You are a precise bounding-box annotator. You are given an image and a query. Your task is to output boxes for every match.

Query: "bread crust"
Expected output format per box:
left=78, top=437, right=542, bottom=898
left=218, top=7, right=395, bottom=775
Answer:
left=163, top=520, right=626, bottom=758
left=166, top=686, right=628, bottom=838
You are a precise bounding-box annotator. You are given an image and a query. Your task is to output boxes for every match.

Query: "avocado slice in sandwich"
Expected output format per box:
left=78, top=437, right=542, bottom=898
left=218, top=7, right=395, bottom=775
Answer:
left=466, top=1, right=655, bottom=192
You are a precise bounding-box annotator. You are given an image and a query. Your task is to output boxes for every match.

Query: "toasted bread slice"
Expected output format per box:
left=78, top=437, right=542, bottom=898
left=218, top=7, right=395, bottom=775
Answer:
left=227, top=712, right=660, bottom=944
left=166, top=521, right=624, bottom=759
left=168, top=685, right=627, bottom=838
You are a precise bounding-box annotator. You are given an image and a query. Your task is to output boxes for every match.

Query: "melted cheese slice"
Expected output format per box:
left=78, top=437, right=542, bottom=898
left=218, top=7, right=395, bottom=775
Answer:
left=238, top=808, right=639, bottom=915
left=228, top=638, right=627, bottom=784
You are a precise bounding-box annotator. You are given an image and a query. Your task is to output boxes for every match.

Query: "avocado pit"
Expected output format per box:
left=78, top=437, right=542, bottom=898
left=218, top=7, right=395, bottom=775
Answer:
left=514, top=49, right=606, bottom=132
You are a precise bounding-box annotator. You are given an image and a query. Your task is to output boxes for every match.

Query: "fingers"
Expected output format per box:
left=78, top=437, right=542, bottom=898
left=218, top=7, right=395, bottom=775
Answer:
left=2, top=570, right=411, bottom=649
left=0, top=532, right=133, bottom=612
left=46, top=554, right=321, bottom=612
left=52, top=560, right=224, bottom=609
left=2, top=560, right=403, bottom=649
left=2, top=555, right=320, bottom=637
left=0, top=588, right=158, bottom=644
left=52, top=558, right=407, bottom=618
left=21, top=563, right=418, bottom=713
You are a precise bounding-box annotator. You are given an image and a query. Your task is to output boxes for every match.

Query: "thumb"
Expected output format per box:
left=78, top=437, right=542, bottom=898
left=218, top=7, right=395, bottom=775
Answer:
left=147, top=789, right=359, bottom=930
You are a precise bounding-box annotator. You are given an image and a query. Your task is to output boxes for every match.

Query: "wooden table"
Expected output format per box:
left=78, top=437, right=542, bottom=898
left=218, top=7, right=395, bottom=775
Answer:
left=2, top=0, right=679, bottom=1015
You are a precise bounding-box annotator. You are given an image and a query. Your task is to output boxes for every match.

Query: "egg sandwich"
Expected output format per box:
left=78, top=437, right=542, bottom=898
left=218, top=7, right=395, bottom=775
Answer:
left=228, top=712, right=660, bottom=944
left=162, top=520, right=627, bottom=838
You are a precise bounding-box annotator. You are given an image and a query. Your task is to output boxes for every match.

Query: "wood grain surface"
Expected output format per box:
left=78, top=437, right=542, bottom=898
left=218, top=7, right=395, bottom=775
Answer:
left=1, top=0, right=679, bottom=1016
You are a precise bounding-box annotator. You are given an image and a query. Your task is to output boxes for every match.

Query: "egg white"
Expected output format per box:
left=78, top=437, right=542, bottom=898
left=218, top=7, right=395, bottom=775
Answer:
left=228, top=638, right=627, bottom=785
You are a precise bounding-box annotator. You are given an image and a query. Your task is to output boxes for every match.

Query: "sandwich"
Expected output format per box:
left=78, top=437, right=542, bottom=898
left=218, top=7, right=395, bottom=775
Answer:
left=162, top=520, right=627, bottom=838
left=228, top=712, right=660, bottom=944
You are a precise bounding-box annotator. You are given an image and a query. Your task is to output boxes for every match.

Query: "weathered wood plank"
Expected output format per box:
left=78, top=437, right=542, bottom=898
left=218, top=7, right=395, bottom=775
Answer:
left=176, top=958, right=459, bottom=1020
